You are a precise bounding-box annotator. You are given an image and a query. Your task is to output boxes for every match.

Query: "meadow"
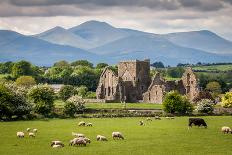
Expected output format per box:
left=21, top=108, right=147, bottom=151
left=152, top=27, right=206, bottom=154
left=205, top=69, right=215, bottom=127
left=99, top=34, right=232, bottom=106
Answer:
left=1, top=116, right=232, bottom=155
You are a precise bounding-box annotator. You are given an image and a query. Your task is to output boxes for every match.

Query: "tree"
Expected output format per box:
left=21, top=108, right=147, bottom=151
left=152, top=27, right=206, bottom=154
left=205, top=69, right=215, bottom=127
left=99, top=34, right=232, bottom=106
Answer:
left=77, top=86, right=88, bottom=97
left=64, top=95, right=85, bottom=117
left=12, top=60, right=33, bottom=78
left=16, top=76, right=36, bottom=87
left=192, top=91, right=214, bottom=103
left=59, top=85, right=76, bottom=101
left=151, top=61, right=165, bottom=68
left=53, top=60, right=70, bottom=68
left=221, top=92, right=232, bottom=108
left=196, top=99, right=214, bottom=114
left=166, top=67, right=185, bottom=78
left=96, top=63, right=108, bottom=69
left=0, top=83, right=31, bottom=120
left=0, top=61, right=14, bottom=74
left=163, top=91, right=193, bottom=114
left=206, top=81, right=222, bottom=96
left=28, top=85, right=55, bottom=116
left=71, top=60, right=93, bottom=68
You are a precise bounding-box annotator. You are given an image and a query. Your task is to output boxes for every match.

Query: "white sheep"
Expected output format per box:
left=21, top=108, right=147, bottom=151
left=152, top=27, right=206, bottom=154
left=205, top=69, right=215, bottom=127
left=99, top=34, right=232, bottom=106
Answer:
left=29, top=132, right=35, bottom=138
left=52, top=144, right=64, bottom=148
left=112, top=132, right=124, bottom=140
left=146, top=117, right=152, bottom=121
left=97, top=135, right=108, bottom=141
left=71, top=138, right=87, bottom=146
left=26, top=128, right=31, bottom=132
left=155, top=116, right=161, bottom=120
left=51, top=141, right=64, bottom=147
left=86, top=123, right=93, bottom=127
left=17, top=132, right=25, bottom=138
left=83, top=137, right=91, bottom=144
left=221, top=126, right=232, bottom=134
left=33, top=129, right=38, bottom=133
left=78, top=121, right=86, bottom=126
left=72, top=132, right=85, bottom=138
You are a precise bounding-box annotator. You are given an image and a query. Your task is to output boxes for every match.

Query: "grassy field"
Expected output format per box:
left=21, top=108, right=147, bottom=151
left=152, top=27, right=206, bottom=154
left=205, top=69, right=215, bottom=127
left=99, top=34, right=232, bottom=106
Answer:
left=192, top=64, right=232, bottom=72
left=54, top=100, right=163, bottom=109
left=1, top=116, right=232, bottom=155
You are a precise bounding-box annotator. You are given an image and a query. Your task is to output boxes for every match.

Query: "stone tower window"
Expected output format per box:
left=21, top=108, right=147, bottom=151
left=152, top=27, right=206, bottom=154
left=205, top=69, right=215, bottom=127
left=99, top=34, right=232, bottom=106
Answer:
left=112, top=87, right=114, bottom=94
left=104, top=88, right=107, bottom=95
left=108, top=87, right=111, bottom=96
left=187, top=73, right=190, bottom=85
left=104, top=74, right=106, bottom=78
left=148, top=93, right=150, bottom=101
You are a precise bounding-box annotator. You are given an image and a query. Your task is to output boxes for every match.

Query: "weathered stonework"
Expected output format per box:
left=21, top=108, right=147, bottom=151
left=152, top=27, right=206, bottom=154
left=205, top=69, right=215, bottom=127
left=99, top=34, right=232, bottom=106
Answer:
left=96, top=60, right=199, bottom=103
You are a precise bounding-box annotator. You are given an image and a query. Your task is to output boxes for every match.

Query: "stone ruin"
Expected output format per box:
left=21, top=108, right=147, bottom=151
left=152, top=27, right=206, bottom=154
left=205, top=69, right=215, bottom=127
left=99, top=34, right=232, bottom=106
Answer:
left=96, top=59, right=199, bottom=103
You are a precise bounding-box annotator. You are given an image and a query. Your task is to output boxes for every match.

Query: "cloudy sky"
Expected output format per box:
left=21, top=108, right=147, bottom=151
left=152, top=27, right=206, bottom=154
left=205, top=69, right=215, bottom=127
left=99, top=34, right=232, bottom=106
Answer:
left=0, top=0, right=232, bottom=40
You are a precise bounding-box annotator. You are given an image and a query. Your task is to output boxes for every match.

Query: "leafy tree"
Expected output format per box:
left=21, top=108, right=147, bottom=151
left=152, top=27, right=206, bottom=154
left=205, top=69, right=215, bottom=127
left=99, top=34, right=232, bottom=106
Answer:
left=71, top=60, right=93, bottom=68
left=16, top=76, right=36, bottom=87
left=163, top=91, right=193, bottom=114
left=0, top=61, right=14, bottom=74
left=151, top=61, right=165, bottom=68
left=77, top=86, right=88, bottom=97
left=206, top=81, right=222, bottom=96
left=12, top=60, right=33, bottom=78
left=196, top=99, right=214, bottom=114
left=59, top=85, right=76, bottom=101
left=53, top=60, right=70, bottom=68
left=166, top=67, right=185, bottom=78
left=28, top=85, right=55, bottom=116
left=64, top=95, right=85, bottom=117
left=0, top=83, right=31, bottom=120
left=96, top=63, right=108, bottom=69
left=221, top=92, right=232, bottom=108
left=85, top=91, right=96, bottom=99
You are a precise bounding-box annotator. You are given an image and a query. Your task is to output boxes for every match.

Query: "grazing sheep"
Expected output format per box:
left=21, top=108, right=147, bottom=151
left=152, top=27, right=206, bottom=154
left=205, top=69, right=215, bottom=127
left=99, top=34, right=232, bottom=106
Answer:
left=97, top=135, right=108, bottom=141
left=146, top=117, right=152, bottom=121
left=33, top=129, right=38, bottom=133
left=139, top=120, right=144, bottom=126
left=26, top=128, right=31, bottom=132
left=112, top=132, right=124, bottom=140
left=72, top=132, right=85, bottom=138
left=86, top=123, right=93, bottom=127
left=166, top=117, right=174, bottom=120
left=52, top=144, right=64, bottom=148
left=51, top=141, right=64, bottom=147
left=83, top=137, right=91, bottom=144
left=155, top=116, right=161, bottom=120
left=78, top=121, right=86, bottom=126
left=17, top=132, right=25, bottom=138
left=221, top=126, right=232, bottom=134
left=72, top=138, right=87, bottom=146
left=69, top=138, right=79, bottom=146
left=29, top=132, right=35, bottom=138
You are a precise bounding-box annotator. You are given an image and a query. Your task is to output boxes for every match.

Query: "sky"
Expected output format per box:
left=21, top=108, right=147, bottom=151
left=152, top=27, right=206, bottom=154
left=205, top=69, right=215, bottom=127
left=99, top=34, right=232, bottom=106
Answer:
left=0, top=0, right=232, bottom=41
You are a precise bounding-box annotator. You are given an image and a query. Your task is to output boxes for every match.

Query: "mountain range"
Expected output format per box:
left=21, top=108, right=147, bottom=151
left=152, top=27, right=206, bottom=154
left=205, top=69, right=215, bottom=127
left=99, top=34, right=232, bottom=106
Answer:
left=0, top=20, right=232, bottom=66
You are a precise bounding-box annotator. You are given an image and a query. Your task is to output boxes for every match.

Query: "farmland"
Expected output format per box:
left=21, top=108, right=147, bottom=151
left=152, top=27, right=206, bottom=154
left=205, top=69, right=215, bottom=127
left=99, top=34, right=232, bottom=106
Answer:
left=1, top=116, right=232, bottom=155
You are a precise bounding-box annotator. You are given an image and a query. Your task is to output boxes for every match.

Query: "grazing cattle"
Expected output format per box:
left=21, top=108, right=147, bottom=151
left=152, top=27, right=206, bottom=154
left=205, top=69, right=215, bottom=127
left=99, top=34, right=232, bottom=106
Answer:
left=188, top=118, right=207, bottom=128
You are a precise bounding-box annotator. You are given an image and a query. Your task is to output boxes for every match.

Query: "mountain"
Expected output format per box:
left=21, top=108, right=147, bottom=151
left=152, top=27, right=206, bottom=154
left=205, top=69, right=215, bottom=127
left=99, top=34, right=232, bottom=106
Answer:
left=90, top=35, right=232, bottom=66
left=1, top=20, right=232, bottom=66
left=0, top=30, right=99, bottom=66
left=163, top=30, right=232, bottom=54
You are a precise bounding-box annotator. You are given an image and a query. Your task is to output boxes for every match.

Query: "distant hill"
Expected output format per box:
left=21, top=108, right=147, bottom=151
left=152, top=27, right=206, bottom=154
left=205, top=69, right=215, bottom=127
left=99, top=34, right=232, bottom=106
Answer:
left=0, top=20, right=232, bottom=66
left=0, top=30, right=99, bottom=66
left=163, top=30, right=232, bottom=54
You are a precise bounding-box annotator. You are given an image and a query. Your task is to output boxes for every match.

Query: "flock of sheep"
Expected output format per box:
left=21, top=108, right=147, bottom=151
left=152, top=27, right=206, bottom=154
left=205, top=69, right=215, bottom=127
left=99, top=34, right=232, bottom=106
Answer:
left=16, top=121, right=124, bottom=148
left=16, top=117, right=232, bottom=149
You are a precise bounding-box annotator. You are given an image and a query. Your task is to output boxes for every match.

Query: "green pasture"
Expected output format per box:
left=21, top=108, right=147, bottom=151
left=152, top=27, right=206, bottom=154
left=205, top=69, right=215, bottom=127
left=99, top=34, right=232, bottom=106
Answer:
left=1, top=116, right=232, bottom=155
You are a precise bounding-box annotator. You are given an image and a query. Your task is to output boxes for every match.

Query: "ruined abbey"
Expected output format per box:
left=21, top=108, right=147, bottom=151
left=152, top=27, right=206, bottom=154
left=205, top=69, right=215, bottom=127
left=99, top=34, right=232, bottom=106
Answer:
left=96, top=59, right=199, bottom=103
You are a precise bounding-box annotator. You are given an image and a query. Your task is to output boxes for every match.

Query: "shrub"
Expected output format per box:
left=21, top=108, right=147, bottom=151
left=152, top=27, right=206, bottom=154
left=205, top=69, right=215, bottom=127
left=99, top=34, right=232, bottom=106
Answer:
left=28, top=85, right=55, bottom=116
left=163, top=91, right=193, bottom=114
left=85, top=91, right=96, bottom=99
left=59, top=85, right=76, bottom=101
left=64, top=95, right=85, bottom=117
left=196, top=99, right=214, bottom=114
left=16, top=76, right=36, bottom=87
left=221, top=92, right=232, bottom=108
left=77, top=86, right=88, bottom=97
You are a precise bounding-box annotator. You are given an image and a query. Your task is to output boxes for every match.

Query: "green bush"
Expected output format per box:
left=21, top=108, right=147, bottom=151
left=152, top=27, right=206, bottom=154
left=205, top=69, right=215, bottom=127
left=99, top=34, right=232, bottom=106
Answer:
left=59, top=85, right=76, bottom=101
left=64, top=95, right=85, bottom=117
left=85, top=91, right=96, bottom=99
left=28, top=85, right=55, bottom=116
left=163, top=91, right=193, bottom=114
left=196, top=99, right=214, bottom=114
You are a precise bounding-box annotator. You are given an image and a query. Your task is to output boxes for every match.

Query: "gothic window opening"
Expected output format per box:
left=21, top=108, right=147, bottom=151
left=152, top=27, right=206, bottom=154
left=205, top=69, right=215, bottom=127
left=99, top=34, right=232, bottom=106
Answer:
left=108, top=87, right=111, bottom=96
